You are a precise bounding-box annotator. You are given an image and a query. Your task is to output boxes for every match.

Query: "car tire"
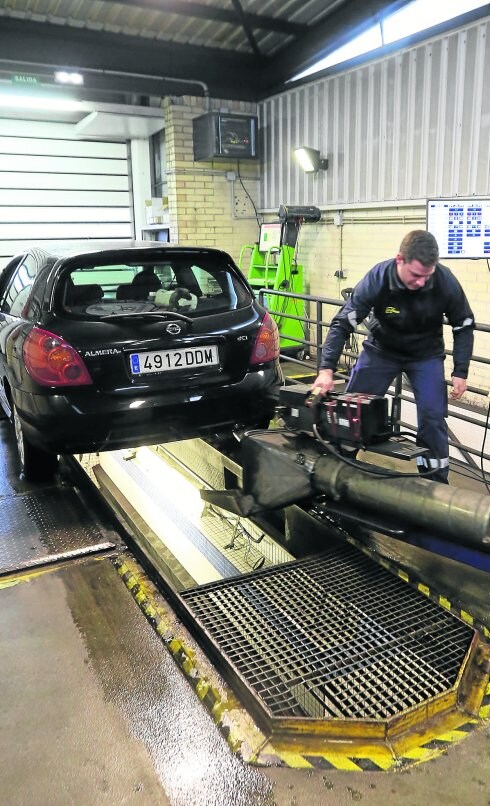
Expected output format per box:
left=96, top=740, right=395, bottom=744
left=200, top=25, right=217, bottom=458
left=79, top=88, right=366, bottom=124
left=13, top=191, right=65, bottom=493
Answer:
left=12, top=404, right=58, bottom=482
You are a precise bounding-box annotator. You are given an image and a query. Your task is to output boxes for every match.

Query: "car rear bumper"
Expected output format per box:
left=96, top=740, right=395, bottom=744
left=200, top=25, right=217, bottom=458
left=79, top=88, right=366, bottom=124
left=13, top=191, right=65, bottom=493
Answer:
left=13, top=365, right=281, bottom=454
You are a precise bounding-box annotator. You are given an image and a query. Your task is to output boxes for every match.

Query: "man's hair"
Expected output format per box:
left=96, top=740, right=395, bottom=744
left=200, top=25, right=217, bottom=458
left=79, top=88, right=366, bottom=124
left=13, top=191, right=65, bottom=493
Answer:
left=399, top=230, right=439, bottom=266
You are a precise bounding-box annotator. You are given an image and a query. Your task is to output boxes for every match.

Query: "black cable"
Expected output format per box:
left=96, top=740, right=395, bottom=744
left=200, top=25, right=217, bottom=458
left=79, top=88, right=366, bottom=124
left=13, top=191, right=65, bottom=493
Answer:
left=449, top=463, right=490, bottom=483
left=480, top=401, right=490, bottom=494
left=268, top=218, right=308, bottom=349
left=236, top=161, right=260, bottom=227
left=287, top=219, right=308, bottom=340
left=312, top=423, right=440, bottom=479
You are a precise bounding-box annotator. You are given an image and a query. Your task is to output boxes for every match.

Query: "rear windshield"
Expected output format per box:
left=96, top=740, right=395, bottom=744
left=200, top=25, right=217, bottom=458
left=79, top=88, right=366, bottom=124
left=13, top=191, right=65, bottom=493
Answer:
left=59, top=255, right=251, bottom=318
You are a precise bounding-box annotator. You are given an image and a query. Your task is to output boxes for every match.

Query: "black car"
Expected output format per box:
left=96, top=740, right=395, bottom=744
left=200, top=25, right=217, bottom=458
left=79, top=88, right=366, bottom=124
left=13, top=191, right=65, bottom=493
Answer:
left=0, top=243, right=282, bottom=481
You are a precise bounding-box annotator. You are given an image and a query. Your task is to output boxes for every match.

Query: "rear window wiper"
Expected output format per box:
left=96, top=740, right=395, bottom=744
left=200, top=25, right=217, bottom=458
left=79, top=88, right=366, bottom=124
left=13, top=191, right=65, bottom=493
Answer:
left=98, top=310, right=193, bottom=323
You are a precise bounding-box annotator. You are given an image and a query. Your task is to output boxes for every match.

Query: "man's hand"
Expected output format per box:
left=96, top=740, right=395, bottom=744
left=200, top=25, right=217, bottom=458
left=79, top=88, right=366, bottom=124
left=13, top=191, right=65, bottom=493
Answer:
left=450, top=376, right=467, bottom=400
left=310, top=368, right=336, bottom=396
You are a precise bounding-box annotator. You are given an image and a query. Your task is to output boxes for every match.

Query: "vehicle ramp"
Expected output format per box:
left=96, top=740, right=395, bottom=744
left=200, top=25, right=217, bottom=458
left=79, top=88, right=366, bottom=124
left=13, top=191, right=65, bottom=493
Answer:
left=85, top=439, right=490, bottom=767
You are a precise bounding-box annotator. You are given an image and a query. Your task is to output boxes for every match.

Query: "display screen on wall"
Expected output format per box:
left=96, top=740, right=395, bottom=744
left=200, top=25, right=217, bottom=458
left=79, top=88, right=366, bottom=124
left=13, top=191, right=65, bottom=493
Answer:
left=426, top=197, right=490, bottom=259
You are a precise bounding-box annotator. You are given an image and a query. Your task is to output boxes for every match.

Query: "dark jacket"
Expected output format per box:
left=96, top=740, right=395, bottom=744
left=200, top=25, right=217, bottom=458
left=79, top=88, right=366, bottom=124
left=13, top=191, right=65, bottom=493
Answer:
left=320, top=259, right=474, bottom=378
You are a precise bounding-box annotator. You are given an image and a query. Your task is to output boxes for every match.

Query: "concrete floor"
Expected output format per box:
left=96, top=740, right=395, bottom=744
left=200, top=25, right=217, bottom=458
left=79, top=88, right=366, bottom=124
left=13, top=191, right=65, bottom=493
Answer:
left=0, top=420, right=489, bottom=805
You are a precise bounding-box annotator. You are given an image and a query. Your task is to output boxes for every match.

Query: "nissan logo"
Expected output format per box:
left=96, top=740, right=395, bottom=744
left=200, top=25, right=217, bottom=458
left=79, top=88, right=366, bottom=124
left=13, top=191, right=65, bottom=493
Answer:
left=166, top=322, right=182, bottom=335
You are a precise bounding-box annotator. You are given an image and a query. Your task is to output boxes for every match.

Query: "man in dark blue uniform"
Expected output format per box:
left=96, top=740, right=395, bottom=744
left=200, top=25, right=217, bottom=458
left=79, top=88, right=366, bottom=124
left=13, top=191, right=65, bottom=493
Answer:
left=311, top=230, right=474, bottom=482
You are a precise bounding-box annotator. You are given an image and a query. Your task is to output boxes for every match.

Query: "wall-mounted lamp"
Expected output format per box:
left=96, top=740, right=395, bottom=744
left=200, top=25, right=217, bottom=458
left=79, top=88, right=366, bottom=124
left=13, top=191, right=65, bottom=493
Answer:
left=293, top=146, right=329, bottom=173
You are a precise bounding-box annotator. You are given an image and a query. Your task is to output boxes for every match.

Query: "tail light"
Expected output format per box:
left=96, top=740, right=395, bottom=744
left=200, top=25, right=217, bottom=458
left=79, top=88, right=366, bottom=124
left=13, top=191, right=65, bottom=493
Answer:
left=249, top=313, right=280, bottom=365
left=23, top=328, right=93, bottom=387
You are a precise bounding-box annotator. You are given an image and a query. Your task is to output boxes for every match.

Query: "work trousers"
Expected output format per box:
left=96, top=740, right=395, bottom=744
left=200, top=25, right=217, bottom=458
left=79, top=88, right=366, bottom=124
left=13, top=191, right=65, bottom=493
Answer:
left=345, top=343, right=449, bottom=482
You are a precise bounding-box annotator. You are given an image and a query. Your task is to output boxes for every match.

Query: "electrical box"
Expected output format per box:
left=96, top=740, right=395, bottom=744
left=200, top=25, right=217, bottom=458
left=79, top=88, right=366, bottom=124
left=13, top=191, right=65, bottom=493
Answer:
left=279, top=385, right=392, bottom=447
left=193, top=112, right=258, bottom=161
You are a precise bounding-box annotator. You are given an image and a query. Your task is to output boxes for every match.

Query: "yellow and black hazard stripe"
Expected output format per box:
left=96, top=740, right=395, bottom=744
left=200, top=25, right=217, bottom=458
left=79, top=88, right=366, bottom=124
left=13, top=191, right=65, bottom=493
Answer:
left=395, top=719, right=481, bottom=767
left=274, top=715, right=483, bottom=771
left=275, top=751, right=394, bottom=771
left=114, top=556, right=251, bottom=757
left=480, top=681, right=490, bottom=719
left=115, top=553, right=490, bottom=771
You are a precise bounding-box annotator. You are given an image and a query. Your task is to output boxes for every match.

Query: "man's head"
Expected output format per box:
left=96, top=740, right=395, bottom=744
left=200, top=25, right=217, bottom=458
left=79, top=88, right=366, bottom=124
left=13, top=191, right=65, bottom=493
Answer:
left=396, top=230, right=439, bottom=291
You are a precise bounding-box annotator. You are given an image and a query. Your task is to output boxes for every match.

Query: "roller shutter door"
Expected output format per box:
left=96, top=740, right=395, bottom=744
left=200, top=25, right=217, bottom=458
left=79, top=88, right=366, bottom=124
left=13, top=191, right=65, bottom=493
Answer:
left=0, top=125, right=133, bottom=265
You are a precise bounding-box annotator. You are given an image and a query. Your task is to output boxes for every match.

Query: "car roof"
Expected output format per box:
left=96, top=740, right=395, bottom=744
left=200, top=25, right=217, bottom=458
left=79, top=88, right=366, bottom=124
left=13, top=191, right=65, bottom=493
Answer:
left=19, top=241, right=235, bottom=264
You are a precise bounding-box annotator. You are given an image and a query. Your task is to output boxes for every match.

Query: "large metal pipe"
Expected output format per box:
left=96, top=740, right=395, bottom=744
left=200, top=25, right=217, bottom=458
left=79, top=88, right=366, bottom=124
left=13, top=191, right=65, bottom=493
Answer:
left=202, top=430, right=490, bottom=551
left=314, top=453, right=490, bottom=549
left=235, top=430, right=490, bottom=552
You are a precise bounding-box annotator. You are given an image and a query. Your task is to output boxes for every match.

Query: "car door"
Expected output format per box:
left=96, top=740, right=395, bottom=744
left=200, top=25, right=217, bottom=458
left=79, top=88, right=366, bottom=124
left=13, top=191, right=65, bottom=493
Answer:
left=0, top=253, right=44, bottom=415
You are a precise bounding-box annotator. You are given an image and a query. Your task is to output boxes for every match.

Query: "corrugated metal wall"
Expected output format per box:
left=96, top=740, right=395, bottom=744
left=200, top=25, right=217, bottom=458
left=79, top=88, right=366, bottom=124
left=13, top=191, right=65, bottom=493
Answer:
left=259, top=17, right=490, bottom=210
left=0, top=120, right=133, bottom=263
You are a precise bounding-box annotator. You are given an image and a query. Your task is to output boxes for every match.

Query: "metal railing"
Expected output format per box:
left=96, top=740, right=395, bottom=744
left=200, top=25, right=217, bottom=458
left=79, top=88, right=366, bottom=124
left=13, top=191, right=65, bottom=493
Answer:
left=259, top=287, right=490, bottom=474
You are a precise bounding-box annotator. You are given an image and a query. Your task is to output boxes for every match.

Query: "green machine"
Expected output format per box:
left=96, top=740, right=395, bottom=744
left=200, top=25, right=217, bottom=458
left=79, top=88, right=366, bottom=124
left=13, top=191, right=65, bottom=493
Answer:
left=239, top=205, right=321, bottom=357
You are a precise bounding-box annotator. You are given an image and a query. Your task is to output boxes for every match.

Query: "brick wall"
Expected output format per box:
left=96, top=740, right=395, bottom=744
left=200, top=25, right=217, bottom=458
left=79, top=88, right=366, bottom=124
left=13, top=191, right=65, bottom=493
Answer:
left=162, top=96, right=489, bottom=403
left=163, top=96, right=260, bottom=265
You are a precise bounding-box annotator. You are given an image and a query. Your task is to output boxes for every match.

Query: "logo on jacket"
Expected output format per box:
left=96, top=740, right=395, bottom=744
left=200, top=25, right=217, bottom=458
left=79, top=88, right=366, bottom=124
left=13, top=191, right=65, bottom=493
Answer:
left=166, top=322, right=182, bottom=335
left=384, top=306, right=400, bottom=314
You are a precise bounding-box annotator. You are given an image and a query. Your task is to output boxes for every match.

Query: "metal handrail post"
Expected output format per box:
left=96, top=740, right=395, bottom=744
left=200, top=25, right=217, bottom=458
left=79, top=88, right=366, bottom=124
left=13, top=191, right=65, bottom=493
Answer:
left=316, top=300, right=323, bottom=372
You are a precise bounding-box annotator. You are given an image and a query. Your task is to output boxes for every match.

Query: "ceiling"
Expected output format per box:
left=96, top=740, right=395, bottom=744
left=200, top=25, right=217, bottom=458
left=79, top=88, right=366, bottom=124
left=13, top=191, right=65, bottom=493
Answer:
left=0, top=0, right=417, bottom=104
left=0, top=0, right=487, bottom=106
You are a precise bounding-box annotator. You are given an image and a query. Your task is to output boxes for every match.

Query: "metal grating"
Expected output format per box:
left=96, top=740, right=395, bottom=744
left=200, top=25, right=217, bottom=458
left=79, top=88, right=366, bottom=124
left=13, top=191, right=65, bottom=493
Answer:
left=0, top=487, right=116, bottom=574
left=181, top=545, right=474, bottom=720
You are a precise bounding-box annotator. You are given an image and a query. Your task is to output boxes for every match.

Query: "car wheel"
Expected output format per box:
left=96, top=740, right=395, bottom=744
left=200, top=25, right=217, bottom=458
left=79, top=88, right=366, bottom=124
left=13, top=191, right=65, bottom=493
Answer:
left=12, top=404, right=58, bottom=482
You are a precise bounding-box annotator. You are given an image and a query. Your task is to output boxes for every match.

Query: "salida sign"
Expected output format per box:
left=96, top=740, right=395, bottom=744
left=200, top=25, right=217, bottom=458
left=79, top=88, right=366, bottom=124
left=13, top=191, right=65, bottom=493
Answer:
left=11, top=75, right=39, bottom=85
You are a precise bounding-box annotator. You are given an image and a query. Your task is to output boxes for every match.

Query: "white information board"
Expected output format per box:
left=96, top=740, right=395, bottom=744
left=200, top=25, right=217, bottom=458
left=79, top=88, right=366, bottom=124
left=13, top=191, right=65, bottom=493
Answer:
left=426, top=197, right=490, bottom=259
left=259, top=222, right=282, bottom=251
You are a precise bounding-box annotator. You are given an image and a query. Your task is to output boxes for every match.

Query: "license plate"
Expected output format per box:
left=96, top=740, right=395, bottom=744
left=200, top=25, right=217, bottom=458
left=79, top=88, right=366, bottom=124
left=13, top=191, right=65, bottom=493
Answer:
left=130, top=345, right=219, bottom=375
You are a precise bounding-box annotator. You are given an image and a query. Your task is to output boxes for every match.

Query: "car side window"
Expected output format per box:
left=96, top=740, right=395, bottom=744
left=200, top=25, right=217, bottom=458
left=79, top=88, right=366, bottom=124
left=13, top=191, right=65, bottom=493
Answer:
left=0, top=255, right=24, bottom=281
left=191, top=266, right=223, bottom=297
left=1, top=262, right=32, bottom=315
left=0, top=256, right=23, bottom=312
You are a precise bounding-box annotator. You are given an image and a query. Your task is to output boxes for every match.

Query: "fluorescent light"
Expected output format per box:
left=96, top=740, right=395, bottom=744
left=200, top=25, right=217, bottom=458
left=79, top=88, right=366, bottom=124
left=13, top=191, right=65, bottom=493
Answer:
left=383, top=0, right=488, bottom=45
left=291, top=25, right=383, bottom=81
left=0, top=94, right=84, bottom=111
left=289, top=0, right=487, bottom=83
left=55, top=71, right=84, bottom=86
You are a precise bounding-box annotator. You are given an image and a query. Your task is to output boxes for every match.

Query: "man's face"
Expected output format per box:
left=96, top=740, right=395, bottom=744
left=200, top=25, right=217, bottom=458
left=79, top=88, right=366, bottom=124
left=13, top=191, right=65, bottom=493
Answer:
left=395, top=255, right=435, bottom=291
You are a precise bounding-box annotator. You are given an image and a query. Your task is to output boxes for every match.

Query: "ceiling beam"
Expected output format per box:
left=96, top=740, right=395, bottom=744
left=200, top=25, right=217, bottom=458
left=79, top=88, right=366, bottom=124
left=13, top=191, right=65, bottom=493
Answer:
left=97, top=0, right=307, bottom=35
left=0, top=18, right=265, bottom=101
left=229, top=0, right=261, bottom=56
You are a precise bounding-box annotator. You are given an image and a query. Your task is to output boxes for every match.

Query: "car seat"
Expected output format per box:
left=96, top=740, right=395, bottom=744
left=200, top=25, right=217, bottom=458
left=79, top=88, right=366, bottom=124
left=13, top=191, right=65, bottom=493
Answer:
left=131, top=268, right=162, bottom=298
left=116, top=284, right=138, bottom=301
left=65, top=280, right=103, bottom=306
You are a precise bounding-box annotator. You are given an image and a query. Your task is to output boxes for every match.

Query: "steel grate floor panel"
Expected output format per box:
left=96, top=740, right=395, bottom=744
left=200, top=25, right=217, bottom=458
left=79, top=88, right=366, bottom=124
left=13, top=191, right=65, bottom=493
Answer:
left=0, top=486, right=116, bottom=574
left=181, top=545, right=474, bottom=720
